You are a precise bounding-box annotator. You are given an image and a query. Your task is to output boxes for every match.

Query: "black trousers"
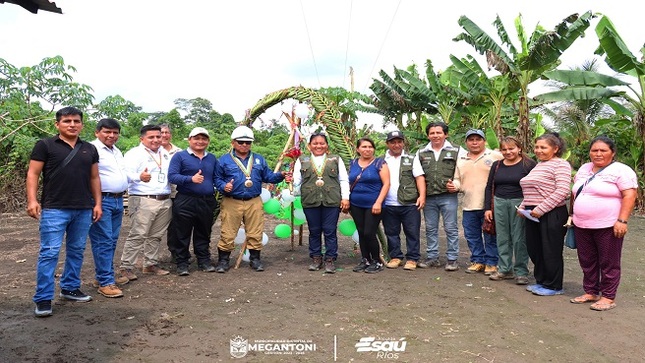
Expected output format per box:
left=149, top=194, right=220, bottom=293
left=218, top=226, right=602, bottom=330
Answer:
left=525, top=205, right=568, bottom=290
left=172, top=193, right=217, bottom=267
left=350, top=205, right=382, bottom=263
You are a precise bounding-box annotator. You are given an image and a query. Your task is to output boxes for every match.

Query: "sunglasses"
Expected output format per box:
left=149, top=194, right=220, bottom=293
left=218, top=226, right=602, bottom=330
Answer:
left=236, top=140, right=252, bottom=145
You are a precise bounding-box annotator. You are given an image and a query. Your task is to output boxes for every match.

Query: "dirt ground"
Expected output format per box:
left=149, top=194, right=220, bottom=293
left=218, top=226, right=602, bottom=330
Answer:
left=1, top=209, right=644, bottom=363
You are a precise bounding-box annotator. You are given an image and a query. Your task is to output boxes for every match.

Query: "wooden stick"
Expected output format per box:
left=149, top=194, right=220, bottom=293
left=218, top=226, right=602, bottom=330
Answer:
left=234, top=241, right=247, bottom=269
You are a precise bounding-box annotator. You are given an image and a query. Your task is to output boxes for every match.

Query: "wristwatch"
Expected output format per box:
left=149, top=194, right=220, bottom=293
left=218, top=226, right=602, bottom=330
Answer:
left=617, top=218, right=628, bottom=224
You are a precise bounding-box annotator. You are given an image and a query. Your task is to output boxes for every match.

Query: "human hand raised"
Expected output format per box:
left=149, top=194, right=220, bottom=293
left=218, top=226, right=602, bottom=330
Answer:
left=140, top=167, right=151, bottom=183
left=192, top=169, right=204, bottom=184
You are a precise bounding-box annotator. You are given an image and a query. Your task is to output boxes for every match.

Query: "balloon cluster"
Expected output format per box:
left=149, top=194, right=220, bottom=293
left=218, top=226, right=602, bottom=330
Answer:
left=339, top=219, right=359, bottom=243
left=261, top=186, right=306, bottom=238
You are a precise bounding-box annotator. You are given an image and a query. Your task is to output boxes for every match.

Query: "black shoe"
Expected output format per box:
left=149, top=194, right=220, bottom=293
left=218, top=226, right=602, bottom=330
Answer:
left=352, top=259, right=369, bottom=272
left=215, top=259, right=230, bottom=273
left=177, top=266, right=190, bottom=276
left=365, top=262, right=384, bottom=273
left=60, top=289, right=92, bottom=302
left=34, top=300, right=53, bottom=317
left=198, top=264, right=216, bottom=272
left=250, top=259, right=265, bottom=272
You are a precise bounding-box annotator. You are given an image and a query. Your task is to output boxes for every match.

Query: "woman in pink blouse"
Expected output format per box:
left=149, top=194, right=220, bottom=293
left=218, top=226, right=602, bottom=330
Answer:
left=519, top=133, right=571, bottom=296
left=569, top=136, right=637, bottom=311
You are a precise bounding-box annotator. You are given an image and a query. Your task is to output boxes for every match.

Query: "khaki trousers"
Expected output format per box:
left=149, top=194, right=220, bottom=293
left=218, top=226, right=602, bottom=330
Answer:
left=218, top=197, right=264, bottom=252
left=120, top=196, right=172, bottom=268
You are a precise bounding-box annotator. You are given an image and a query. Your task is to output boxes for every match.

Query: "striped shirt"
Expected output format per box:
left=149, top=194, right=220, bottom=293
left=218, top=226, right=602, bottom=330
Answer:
left=519, top=157, right=571, bottom=216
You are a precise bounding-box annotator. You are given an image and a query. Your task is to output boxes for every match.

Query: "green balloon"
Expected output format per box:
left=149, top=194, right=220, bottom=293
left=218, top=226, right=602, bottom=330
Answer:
left=338, top=219, right=357, bottom=236
left=293, top=197, right=302, bottom=209
left=274, top=223, right=291, bottom=238
left=263, top=199, right=281, bottom=214
left=293, top=218, right=306, bottom=226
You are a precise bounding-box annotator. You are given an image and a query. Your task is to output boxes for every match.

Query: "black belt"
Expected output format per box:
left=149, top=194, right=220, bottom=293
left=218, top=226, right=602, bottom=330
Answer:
left=102, top=192, right=125, bottom=198
left=130, top=194, right=171, bottom=201
left=227, top=195, right=259, bottom=201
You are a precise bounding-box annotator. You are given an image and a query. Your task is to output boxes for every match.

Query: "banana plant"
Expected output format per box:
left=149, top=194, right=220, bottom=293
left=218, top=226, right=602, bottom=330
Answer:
left=454, top=11, right=594, bottom=151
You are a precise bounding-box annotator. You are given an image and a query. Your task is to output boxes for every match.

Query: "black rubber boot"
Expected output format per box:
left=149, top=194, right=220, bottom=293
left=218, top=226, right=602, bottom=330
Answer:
left=249, top=249, right=264, bottom=272
left=215, top=250, right=231, bottom=273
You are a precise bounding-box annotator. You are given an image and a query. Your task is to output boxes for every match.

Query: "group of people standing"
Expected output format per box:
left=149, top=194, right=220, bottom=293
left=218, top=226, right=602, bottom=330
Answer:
left=26, top=107, right=638, bottom=318
left=295, top=122, right=637, bottom=312
left=27, top=107, right=286, bottom=317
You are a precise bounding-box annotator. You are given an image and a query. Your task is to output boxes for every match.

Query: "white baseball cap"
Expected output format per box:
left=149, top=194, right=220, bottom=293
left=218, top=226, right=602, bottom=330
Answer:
left=188, top=127, right=210, bottom=138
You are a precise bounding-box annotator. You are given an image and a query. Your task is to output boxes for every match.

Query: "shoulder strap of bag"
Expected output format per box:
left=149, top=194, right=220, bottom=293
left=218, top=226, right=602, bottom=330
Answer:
left=571, top=161, right=613, bottom=214
left=48, top=141, right=82, bottom=181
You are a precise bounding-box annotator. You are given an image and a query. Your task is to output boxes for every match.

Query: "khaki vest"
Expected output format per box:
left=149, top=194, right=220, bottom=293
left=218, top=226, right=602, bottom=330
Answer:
left=300, top=155, right=342, bottom=208
left=418, top=147, right=459, bottom=196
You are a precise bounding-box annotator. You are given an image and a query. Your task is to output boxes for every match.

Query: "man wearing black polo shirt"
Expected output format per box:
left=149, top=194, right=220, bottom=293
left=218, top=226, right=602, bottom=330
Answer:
left=168, top=127, right=219, bottom=275
left=118, top=125, right=172, bottom=279
left=26, top=106, right=102, bottom=317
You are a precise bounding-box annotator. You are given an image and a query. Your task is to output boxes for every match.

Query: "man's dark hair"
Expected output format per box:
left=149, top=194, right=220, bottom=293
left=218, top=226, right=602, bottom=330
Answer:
left=55, top=107, right=83, bottom=122
left=425, top=121, right=449, bottom=135
left=96, top=118, right=121, bottom=132
left=140, top=124, right=162, bottom=137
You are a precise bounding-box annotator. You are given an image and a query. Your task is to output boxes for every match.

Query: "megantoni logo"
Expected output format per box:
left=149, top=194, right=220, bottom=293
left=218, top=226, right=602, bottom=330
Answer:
left=230, top=336, right=248, bottom=358
left=355, top=337, right=406, bottom=359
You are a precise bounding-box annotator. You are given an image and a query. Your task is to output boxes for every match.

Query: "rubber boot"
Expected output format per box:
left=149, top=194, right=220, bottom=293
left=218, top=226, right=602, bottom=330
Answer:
left=215, top=249, right=231, bottom=273
left=249, top=249, right=264, bottom=272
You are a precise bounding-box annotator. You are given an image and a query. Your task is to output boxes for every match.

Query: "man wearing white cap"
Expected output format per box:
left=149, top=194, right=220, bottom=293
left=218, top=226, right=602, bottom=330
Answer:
left=168, top=127, right=219, bottom=275
left=214, top=126, right=287, bottom=272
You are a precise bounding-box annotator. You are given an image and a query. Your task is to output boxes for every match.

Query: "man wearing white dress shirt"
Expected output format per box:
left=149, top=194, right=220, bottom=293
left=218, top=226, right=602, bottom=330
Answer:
left=118, top=125, right=172, bottom=279
left=89, top=119, right=129, bottom=298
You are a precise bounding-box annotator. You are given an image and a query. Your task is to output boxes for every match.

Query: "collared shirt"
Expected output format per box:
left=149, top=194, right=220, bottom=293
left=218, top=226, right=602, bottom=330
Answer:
left=293, top=154, right=350, bottom=200
left=124, top=143, right=171, bottom=195
left=91, top=139, right=128, bottom=193
left=168, top=148, right=218, bottom=196
left=412, top=140, right=465, bottom=176
left=216, top=151, right=284, bottom=199
left=453, top=149, right=503, bottom=210
left=384, top=150, right=407, bottom=206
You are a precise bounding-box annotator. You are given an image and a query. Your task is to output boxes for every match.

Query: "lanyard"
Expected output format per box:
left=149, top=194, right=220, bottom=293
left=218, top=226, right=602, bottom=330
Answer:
left=145, top=148, right=162, bottom=169
left=231, top=151, right=255, bottom=186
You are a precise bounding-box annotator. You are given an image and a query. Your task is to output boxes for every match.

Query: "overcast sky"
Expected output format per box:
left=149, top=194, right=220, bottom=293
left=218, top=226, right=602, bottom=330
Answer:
left=1, top=0, right=643, bottom=124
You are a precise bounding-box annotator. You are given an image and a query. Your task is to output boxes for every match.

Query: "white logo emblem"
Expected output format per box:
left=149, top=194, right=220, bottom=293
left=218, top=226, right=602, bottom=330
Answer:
left=355, top=337, right=406, bottom=359
left=230, top=336, right=248, bottom=358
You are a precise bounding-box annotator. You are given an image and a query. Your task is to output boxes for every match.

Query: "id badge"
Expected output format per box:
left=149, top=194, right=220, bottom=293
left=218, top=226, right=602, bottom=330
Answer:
left=157, top=172, right=166, bottom=183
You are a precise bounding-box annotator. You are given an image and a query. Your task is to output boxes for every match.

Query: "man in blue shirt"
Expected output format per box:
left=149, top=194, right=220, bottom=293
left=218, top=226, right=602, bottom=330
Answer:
left=168, top=127, right=219, bottom=275
left=214, top=126, right=286, bottom=272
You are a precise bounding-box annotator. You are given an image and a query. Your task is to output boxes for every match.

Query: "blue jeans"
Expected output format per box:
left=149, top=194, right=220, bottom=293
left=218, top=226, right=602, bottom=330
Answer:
left=89, top=195, right=124, bottom=286
left=303, top=206, right=340, bottom=259
left=383, top=205, right=421, bottom=261
left=34, top=208, right=92, bottom=303
left=462, top=210, right=498, bottom=265
left=423, top=193, right=459, bottom=261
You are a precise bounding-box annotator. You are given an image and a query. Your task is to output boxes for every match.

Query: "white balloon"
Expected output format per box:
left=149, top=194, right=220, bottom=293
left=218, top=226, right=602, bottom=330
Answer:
left=260, top=188, right=271, bottom=203
left=293, top=229, right=300, bottom=236
left=262, top=232, right=269, bottom=246
left=352, top=230, right=359, bottom=243
left=234, top=228, right=246, bottom=245
left=295, top=103, right=310, bottom=119
left=241, top=249, right=250, bottom=262
left=281, top=189, right=295, bottom=202
left=293, top=208, right=306, bottom=220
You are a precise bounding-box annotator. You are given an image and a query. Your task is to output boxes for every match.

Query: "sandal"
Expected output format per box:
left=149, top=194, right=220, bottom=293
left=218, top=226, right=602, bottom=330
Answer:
left=590, top=299, right=616, bottom=311
left=570, top=294, right=600, bottom=304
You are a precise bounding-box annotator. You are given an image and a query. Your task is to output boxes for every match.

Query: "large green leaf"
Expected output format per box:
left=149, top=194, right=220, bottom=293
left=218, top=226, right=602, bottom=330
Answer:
left=535, top=87, right=624, bottom=102
left=595, top=15, right=645, bottom=77
left=542, top=70, right=630, bottom=87
left=454, top=16, right=518, bottom=74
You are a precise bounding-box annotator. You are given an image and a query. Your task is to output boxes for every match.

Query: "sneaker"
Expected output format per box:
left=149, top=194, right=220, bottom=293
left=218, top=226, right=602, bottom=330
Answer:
left=532, top=286, right=565, bottom=296
left=365, top=262, right=384, bottom=273
left=386, top=258, right=403, bottom=269
left=60, top=289, right=92, bottom=302
left=198, top=264, right=216, bottom=273
left=526, top=284, right=542, bottom=292
left=117, top=268, right=138, bottom=281
left=98, top=284, right=124, bottom=298
left=34, top=300, right=53, bottom=317
left=484, top=265, right=498, bottom=275
left=115, top=274, right=130, bottom=285
left=352, top=259, right=370, bottom=272
left=444, top=260, right=459, bottom=271
left=403, top=260, right=417, bottom=271
left=308, top=256, right=323, bottom=271
left=515, top=276, right=530, bottom=285
left=142, top=265, right=170, bottom=276
left=489, top=271, right=515, bottom=281
left=177, top=266, right=190, bottom=276
left=417, top=258, right=441, bottom=268
left=465, top=263, right=485, bottom=274
left=324, top=259, right=336, bottom=274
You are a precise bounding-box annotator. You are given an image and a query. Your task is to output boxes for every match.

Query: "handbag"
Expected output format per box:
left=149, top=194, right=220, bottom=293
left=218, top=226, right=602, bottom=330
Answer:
left=564, top=216, right=576, bottom=249
left=483, top=161, right=501, bottom=235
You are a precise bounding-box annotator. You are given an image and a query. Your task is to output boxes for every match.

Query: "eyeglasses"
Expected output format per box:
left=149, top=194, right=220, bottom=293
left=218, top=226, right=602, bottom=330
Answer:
left=236, top=140, right=252, bottom=145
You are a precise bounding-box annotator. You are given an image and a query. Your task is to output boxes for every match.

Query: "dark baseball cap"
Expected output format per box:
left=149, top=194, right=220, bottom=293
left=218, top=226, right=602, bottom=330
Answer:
left=386, top=130, right=405, bottom=142
left=465, top=129, right=486, bottom=139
